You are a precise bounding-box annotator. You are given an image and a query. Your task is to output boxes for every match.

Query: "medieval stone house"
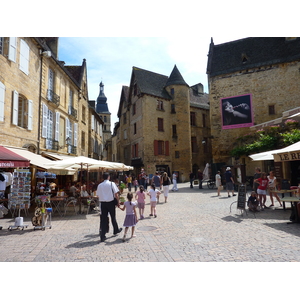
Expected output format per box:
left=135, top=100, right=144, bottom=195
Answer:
left=114, top=65, right=210, bottom=182
left=207, top=37, right=300, bottom=180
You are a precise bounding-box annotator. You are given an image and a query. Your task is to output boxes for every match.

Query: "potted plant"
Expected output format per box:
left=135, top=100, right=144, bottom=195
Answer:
left=119, top=182, right=126, bottom=194
left=119, top=196, right=125, bottom=205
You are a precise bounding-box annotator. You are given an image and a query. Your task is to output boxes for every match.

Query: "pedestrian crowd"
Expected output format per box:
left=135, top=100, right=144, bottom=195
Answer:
left=96, top=170, right=175, bottom=243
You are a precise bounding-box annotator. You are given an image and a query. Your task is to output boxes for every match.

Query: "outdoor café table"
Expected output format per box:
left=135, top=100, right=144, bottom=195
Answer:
left=51, top=196, right=68, bottom=217
left=279, top=197, right=300, bottom=224
left=274, top=190, right=296, bottom=209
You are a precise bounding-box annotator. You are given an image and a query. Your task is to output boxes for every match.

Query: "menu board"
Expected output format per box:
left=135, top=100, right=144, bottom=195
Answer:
left=237, top=185, right=246, bottom=209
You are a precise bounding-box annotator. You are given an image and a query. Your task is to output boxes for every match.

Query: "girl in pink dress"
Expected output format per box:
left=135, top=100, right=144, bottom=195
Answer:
left=135, top=185, right=146, bottom=219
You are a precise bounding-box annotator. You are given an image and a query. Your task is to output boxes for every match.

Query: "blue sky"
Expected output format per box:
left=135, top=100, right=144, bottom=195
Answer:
left=58, top=37, right=243, bottom=126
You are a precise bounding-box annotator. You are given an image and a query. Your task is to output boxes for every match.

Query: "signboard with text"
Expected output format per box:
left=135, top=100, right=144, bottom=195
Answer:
left=273, top=151, right=300, bottom=162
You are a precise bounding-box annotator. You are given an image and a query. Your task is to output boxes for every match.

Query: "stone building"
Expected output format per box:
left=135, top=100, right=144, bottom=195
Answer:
left=0, top=37, right=103, bottom=169
left=206, top=37, right=300, bottom=179
left=115, top=65, right=210, bottom=182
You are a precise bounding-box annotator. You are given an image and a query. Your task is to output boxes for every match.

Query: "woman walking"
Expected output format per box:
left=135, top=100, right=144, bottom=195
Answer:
left=161, top=172, right=171, bottom=202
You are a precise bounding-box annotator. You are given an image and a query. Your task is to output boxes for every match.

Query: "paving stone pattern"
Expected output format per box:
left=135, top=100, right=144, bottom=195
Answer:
left=1, top=182, right=300, bottom=262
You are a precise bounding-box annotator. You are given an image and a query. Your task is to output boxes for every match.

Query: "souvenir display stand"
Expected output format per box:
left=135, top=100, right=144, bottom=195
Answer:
left=8, top=169, right=31, bottom=231
left=33, top=195, right=52, bottom=230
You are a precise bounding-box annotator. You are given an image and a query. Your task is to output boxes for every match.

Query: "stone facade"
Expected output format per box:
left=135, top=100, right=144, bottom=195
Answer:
left=207, top=37, right=300, bottom=177
left=0, top=37, right=103, bottom=164
left=115, top=66, right=211, bottom=182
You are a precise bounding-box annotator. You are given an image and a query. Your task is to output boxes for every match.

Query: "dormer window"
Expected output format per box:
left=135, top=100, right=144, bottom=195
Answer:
left=242, top=53, right=249, bottom=64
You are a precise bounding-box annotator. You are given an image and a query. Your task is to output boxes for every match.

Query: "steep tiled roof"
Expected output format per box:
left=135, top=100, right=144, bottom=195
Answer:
left=132, top=67, right=171, bottom=99
left=64, top=65, right=82, bottom=84
left=207, top=37, right=300, bottom=77
left=165, top=65, right=188, bottom=87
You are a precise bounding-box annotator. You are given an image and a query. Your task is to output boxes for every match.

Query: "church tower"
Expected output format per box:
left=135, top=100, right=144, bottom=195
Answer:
left=96, top=81, right=112, bottom=160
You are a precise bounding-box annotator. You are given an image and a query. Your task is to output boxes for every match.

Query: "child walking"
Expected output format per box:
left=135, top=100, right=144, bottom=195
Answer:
left=135, top=185, right=146, bottom=219
left=147, top=183, right=161, bottom=218
left=119, top=192, right=138, bottom=242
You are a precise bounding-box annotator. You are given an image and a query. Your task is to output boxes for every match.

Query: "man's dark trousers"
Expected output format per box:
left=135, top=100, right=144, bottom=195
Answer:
left=100, top=200, right=119, bottom=241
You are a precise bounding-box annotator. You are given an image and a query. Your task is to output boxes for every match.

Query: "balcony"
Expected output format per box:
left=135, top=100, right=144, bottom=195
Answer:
left=68, top=106, right=77, bottom=119
left=45, top=139, right=59, bottom=151
left=47, top=89, right=60, bottom=106
left=68, top=145, right=77, bottom=155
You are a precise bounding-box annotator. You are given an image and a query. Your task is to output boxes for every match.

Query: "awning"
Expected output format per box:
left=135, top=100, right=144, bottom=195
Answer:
left=249, top=141, right=300, bottom=162
left=4, top=146, right=52, bottom=169
left=0, top=145, right=30, bottom=168
left=2, top=147, right=76, bottom=175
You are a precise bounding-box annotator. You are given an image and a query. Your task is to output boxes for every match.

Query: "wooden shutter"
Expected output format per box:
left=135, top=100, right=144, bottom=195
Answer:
left=55, top=112, right=60, bottom=141
left=165, top=141, right=169, bottom=156
left=0, top=82, right=5, bottom=122
left=73, top=123, right=78, bottom=146
left=8, top=37, right=17, bottom=62
left=42, top=104, right=48, bottom=138
left=19, top=39, right=29, bottom=75
left=12, top=90, right=19, bottom=125
left=27, top=100, right=33, bottom=130
left=154, top=140, right=158, bottom=156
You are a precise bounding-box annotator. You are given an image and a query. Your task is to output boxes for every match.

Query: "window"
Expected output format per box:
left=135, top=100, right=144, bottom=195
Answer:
left=124, top=129, right=127, bottom=139
left=190, top=112, right=196, bottom=126
left=104, top=116, right=107, bottom=122
left=175, top=151, right=180, bottom=158
left=47, top=69, right=54, bottom=101
left=0, top=82, right=5, bottom=122
left=191, top=136, right=197, bottom=153
left=81, top=131, right=85, bottom=151
left=0, top=37, right=4, bottom=55
left=19, top=39, right=29, bottom=75
left=132, top=143, right=138, bottom=157
left=157, top=100, right=164, bottom=110
left=158, top=118, right=164, bottom=131
left=172, top=125, right=177, bottom=137
left=202, top=114, right=206, bottom=127
left=133, top=123, right=137, bottom=135
left=171, top=104, right=176, bottom=113
left=269, top=105, right=275, bottom=115
left=171, top=88, right=174, bottom=95
left=12, top=91, right=32, bottom=130
left=123, top=112, right=127, bottom=124
left=154, top=140, right=169, bottom=156
left=82, top=106, right=86, bottom=123
left=134, top=83, right=137, bottom=96
left=132, top=103, right=136, bottom=115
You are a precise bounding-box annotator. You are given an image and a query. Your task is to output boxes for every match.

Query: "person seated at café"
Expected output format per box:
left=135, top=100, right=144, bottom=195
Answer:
left=69, top=182, right=79, bottom=197
left=80, top=184, right=90, bottom=197
left=247, top=191, right=260, bottom=212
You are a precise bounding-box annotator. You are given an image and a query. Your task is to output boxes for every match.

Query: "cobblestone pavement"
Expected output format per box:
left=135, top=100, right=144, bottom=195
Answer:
left=1, top=182, right=300, bottom=262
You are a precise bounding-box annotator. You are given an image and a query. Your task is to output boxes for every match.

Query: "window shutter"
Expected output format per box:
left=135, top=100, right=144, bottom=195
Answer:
left=12, top=90, right=19, bottom=125
left=27, top=100, right=33, bottom=130
left=55, top=112, right=60, bottom=141
left=0, top=82, right=5, bottom=122
left=91, top=115, right=94, bottom=130
left=165, top=141, right=169, bottom=156
left=42, top=104, right=48, bottom=138
left=19, top=39, right=29, bottom=75
left=66, top=118, right=70, bottom=140
left=73, top=123, right=78, bottom=146
left=154, top=140, right=158, bottom=156
left=8, top=37, right=17, bottom=62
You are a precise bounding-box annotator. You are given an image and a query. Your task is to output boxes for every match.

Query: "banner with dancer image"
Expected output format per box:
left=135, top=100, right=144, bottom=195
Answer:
left=221, top=94, right=254, bottom=129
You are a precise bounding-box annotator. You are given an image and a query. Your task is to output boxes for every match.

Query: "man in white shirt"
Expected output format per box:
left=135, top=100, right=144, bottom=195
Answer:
left=96, top=173, right=122, bottom=242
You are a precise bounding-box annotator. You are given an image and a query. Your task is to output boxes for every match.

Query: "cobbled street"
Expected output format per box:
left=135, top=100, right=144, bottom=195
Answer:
left=1, top=182, right=300, bottom=262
